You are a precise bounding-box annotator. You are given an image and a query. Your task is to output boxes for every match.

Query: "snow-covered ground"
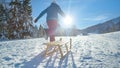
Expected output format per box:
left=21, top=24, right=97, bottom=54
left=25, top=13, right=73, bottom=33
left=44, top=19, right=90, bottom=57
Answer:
left=0, top=31, right=120, bottom=68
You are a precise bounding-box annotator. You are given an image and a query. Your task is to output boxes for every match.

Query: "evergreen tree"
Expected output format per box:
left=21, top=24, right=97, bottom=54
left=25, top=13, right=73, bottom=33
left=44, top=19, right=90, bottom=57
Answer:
left=39, top=25, right=46, bottom=37
left=0, top=4, right=4, bottom=34
left=0, top=3, right=8, bottom=38
left=7, top=0, right=21, bottom=39
left=8, top=0, right=33, bottom=39
left=22, top=0, right=33, bottom=38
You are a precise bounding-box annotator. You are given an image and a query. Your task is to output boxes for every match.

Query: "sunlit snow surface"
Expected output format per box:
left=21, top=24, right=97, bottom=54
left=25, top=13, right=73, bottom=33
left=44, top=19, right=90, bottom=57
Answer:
left=0, top=32, right=120, bottom=68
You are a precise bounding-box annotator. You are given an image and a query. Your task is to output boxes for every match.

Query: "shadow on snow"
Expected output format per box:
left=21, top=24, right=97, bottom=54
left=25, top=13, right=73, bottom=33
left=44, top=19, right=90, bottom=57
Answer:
left=21, top=50, right=76, bottom=68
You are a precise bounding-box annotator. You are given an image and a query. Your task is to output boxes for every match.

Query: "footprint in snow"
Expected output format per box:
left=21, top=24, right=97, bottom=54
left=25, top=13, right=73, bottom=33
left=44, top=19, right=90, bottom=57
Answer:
left=3, top=56, right=12, bottom=61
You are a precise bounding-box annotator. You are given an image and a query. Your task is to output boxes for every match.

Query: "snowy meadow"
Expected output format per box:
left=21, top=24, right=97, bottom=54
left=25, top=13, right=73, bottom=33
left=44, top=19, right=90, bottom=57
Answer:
left=0, top=31, right=120, bottom=68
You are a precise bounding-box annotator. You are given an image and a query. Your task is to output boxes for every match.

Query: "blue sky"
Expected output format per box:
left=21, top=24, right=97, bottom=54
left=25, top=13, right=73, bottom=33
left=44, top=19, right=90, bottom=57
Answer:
left=31, top=0, right=120, bottom=29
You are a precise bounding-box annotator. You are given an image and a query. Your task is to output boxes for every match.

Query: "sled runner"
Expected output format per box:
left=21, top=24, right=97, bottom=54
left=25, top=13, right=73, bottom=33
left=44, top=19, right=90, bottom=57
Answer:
left=43, top=38, right=72, bottom=58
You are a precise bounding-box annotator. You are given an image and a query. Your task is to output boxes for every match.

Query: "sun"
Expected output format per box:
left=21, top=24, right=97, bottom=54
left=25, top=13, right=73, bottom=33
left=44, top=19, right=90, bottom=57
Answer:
left=64, top=16, right=73, bottom=24
left=62, top=15, right=73, bottom=28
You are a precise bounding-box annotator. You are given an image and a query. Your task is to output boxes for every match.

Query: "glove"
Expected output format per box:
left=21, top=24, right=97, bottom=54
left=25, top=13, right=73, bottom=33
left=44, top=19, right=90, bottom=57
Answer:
left=34, top=19, right=38, bottom=23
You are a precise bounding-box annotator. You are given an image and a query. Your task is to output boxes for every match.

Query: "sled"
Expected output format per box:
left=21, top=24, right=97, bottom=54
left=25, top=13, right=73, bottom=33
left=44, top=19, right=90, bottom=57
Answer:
left=43, top=38, right=72, bottom=58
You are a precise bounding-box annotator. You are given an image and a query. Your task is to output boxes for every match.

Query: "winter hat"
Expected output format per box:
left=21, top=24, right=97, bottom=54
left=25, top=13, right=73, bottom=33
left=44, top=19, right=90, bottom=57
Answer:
left=52, top=0, right=56, bottom=3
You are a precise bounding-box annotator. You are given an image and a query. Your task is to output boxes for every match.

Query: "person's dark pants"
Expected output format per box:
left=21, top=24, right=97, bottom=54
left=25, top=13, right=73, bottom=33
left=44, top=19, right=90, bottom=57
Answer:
left=47, top=20, right=58, bottom=42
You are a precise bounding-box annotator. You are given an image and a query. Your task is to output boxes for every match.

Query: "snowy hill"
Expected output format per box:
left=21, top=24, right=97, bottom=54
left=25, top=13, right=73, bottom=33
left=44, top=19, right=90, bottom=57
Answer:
left=0, top=31, right=120, bottom=68
left=82, top=16, right=120, bottom=34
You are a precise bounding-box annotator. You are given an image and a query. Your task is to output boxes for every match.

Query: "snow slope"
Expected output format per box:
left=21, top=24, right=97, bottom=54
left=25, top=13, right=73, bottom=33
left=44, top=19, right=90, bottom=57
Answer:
left=0, top=31, right=120, bottom=68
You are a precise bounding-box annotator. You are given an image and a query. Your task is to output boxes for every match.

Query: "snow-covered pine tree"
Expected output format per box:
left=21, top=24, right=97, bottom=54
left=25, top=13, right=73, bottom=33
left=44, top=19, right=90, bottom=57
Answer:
left=30, top=25, right=39, bottom=38
left=7, top=0, right=21, bottom=39
left=38, top=25, right=46, bottom=37
left=0, top=4, right=4, bottom=35
left=22, top=0, right=33, bottom=38
left=8, top=0, right=33, bottom=39
left=0, top=3, right=8, bottom=39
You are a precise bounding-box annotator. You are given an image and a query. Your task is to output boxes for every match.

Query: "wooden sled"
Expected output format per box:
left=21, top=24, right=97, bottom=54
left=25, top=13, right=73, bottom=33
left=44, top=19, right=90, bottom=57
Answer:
left=43, top=38, right=72, bottom=58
